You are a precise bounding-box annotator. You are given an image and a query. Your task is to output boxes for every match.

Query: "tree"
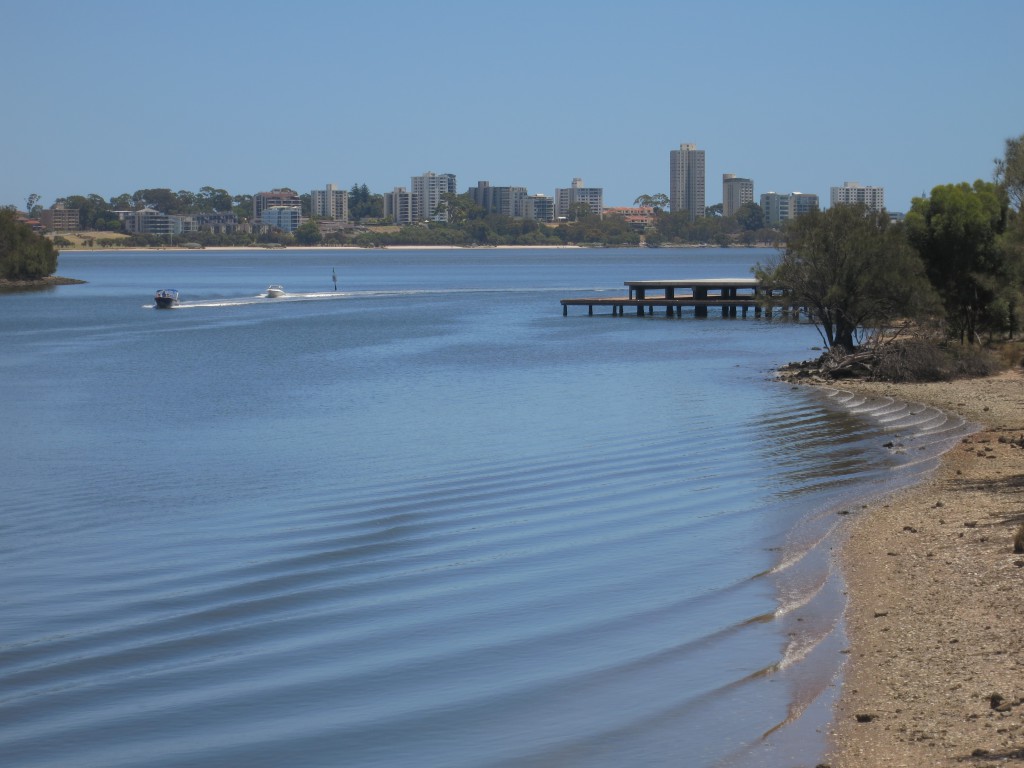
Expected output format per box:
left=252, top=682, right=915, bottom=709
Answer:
left=567, top=202, right=594, bottom=222
left=435, top=192, right=482, bottom=226
left=734, top=201, right=764, bottom=231
left=757, top=205, right=939, bottom=352
left=995, top=133, right=1024, bottom=211
left=232, top=194, right=253, bottom=220
left=197, top=186, right=233, bottom=213
left=293, top=220, right=323, bottom=246
left=56, top=193, right=118, bottom=230
left=633, top=193, right=669, bottom=212
left=905, top=181, right=1011, bottom=343
left=348, top=183, right=383, bottom=221
left=0, top=209, right=58, bottom=279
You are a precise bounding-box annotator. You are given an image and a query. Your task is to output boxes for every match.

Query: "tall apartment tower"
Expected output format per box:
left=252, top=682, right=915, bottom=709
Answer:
left=554, top=177, right=604, bottom=219
left=412, top=171, right=457, bottom=222
left=310, top=183, right=349, bottom=222
left=722, top=174, right=754, bottom=217
left=383, top=187, right=414, bottom=224
left=830, top=181, right=885, bottom=213
left=669, top=143, right=706, bottom=221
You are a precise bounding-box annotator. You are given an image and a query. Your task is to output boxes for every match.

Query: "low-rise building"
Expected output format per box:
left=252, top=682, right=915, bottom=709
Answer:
left=40, top=204, right=80, bottom=232
left=603, top=206, right=655, bottom=227
left=123, top=208, right=184, bottom=236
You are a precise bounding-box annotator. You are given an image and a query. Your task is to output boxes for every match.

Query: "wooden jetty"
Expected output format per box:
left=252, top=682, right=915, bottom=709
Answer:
left=561, top=278, right=800, bottom=318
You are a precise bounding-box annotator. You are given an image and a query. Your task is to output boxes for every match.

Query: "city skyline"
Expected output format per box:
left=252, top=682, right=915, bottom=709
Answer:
left=2, top=1, right=1022, bottom=215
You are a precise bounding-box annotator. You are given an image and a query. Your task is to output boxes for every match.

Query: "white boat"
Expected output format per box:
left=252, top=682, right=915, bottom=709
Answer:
left=154, top=289, right=179, bottom=308
left=266, top=285, right=285, bottom=298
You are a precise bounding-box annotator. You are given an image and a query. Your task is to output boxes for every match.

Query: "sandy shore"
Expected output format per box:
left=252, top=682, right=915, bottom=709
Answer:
left=825, top=368, right=1024, bottom=766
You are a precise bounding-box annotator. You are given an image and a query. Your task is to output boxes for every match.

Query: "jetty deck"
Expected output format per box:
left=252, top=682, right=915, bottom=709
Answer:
left=561, top=278, right=799, bottom=317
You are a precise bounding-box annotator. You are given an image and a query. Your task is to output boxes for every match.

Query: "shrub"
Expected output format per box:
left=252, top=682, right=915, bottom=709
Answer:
left=872, top=338, right=951, bottom=382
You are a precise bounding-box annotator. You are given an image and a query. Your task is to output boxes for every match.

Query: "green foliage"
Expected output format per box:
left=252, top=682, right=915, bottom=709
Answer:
left=995, top=133, right=1024, bottom=211
left=735, top=202, right=765, bottom=231
left=633, top=193, right=669, bottom=212
left=757, top=205, right=939, bottom=351
left=435, top=193, right=483, bottom=226
left=0, top=209, right=59, bottom=279
left=348, top=183, right=383, bottom=221
left=554, top=214, right=640, bottom=246
left=293, top=220, right=322, bottom=246
left=905, top=180, right=1015, bottom=343
left=55, top=194, right=120, bottom=230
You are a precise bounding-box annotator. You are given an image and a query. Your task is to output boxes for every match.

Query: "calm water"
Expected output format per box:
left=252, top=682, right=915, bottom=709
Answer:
left=0, top=248, right=969, bottom=767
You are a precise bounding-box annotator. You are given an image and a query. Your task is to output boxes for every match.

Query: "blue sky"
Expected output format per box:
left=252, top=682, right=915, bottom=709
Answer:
left=2, top=0, right=1022, bottom=213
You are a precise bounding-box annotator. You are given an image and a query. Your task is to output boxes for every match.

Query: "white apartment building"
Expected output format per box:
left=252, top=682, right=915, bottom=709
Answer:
left=522, top=194, right=555, bottom=222
left=260, top=206, right=301, bottom=233
left=722, top=174, right=753, bottom=218
left=830, top=181, right=885, bottom=213
left=669, top=143, right=706, bottom=221
left=311, top=183, right=349, bottom=222
left=412, top=171, right=457, bottom=222
left=554, top=178, right=603, bottom=219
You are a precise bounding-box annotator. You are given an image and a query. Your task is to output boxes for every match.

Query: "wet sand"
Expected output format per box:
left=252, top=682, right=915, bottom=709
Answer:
left=826, top=368, right=1024, bottom=766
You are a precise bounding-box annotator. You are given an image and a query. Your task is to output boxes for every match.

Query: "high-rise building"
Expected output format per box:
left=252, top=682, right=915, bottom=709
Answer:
left=722, top=174, right=754, bottom=218
left=522, top=194, right=554, bottom=222
left=830, top=181, right=885, bottom=213
left=383, top=187, right=414, bottom=225
left=311, top=183, right=349, bottom=222
left=412, top=171, right=457, bottom=222
left=669, top=143, right=706, bottom=221
left=253, top=189, right=301, bottom=221
left=554, top=178, right=603, bottom=219
left=468, top=181, right=529, bottom=218
left=791, top=193, right=820, bottom=218
left=760, top=192, right=820, bottom=226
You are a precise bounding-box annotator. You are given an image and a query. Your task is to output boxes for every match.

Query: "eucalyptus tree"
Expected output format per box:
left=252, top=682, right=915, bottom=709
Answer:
left=995, top=133, right=1024, bottom=211
left=0, top=209, right=58, bottom=279
left=756, top=204, right=938, bottom=352
left=905, top=181, right=1012, bottom=343
left=633, top=193, right=669, bottom=212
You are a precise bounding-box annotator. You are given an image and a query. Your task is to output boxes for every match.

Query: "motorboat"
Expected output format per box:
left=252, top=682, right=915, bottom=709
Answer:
left=266, top=285, right=285, bottom=298
left=154, top=289, right=179, bottom=308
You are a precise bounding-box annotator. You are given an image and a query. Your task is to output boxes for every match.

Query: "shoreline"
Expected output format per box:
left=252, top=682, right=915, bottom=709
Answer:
left=51, top=243, right=777, bottom=253
left=823, top=369, right=1024, bottom=766
left=0, top=275, right=86, bottom=290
